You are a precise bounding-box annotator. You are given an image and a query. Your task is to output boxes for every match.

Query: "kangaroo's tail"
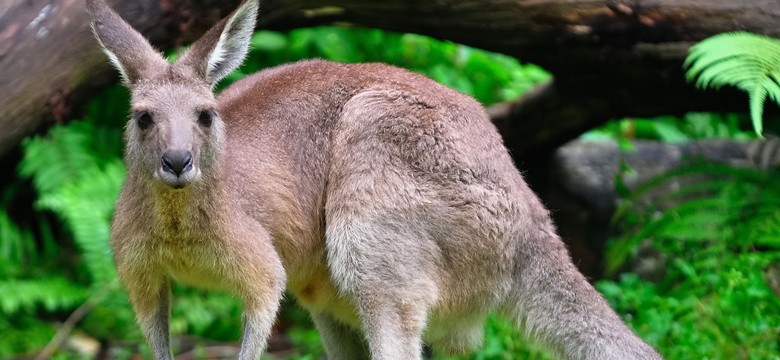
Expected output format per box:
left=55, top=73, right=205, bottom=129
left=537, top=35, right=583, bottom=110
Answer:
left=501, top=228, right=663, bottom=360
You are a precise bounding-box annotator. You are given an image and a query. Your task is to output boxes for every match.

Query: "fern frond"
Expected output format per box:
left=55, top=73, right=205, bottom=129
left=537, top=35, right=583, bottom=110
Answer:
left=19, top=125, right=97, bottom=195
left=0, top=277, right=88, bottom=314
left=685, top=31, right=780, bottom=135
left=36, top=161, right=125, bottom=285
left=19, top=113, right=128, bottom=286
left=0, top=211, right=37, bottom=274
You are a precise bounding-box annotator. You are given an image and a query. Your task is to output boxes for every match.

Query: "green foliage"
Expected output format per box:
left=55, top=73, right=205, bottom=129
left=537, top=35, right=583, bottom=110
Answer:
left=23, top=139, right=123, bottom=284
left=170, top=287, right=243, bottom=340
left=0, top=315, right=57, bottom=357
left=0, top=277, right=88, bottom=314
left=0, top=210, right=38, bottom=275
left=599, top=163, right=780, bottom=359
left=582, top=112, right=756, bottom=148
left=276, top=302, right=324, bottom=358
left=685, top=31, right=780, bottom=136
left=223, top=27, right=548, bottom=105
left=0, top=85, right=130, bottom=357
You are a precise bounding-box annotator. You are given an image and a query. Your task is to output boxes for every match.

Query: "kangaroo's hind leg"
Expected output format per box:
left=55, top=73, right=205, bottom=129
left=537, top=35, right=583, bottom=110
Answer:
left=324, top=214, right=439, bottom=360
left=311, top=311, right=369, bottom=360
left=325, top=89, right=458, bottom=359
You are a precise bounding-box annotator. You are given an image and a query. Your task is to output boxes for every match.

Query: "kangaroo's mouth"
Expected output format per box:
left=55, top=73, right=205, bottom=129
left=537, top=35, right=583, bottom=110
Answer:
left=168, top=178, right=189, bottom=189
left=156, top=167, right=198, bottom=189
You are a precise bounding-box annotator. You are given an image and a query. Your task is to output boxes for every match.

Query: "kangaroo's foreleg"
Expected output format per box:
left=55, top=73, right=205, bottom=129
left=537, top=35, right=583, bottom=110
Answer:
left=119, top=269, right=173, bottom=360
left=237, top=304, right=282, bottom=360
left=230, top=230, right=287, bottom=360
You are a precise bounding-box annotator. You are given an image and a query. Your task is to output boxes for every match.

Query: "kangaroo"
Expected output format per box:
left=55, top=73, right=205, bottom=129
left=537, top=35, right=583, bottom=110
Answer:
left=87, top=0, right=662, bottom=359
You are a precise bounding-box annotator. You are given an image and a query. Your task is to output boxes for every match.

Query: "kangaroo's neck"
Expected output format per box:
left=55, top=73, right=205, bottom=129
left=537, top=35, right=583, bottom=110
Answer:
left=139, top=171, right=227, bottom=241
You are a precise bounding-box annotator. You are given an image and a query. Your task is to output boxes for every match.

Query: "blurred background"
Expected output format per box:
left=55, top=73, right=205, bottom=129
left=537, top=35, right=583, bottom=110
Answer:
left=1, top=1, right=779, bottom=359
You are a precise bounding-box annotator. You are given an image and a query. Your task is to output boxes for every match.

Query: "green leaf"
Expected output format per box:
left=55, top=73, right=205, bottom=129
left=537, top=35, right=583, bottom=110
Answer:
left=749, top=84, right=768, bottom=135
left=685, top=31, right=780, bottom=136
left=0, top=277, right=88, bottom=314
left=251, top=31, right=288, bottom=51
left=652, top=121, right=690, bottom=142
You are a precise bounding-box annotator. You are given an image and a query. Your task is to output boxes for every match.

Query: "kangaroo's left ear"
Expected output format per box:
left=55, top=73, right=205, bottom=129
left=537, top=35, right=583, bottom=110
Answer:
left=87, top=0, right=168, bottom=86
left=176, top=0, right=259, bottom=86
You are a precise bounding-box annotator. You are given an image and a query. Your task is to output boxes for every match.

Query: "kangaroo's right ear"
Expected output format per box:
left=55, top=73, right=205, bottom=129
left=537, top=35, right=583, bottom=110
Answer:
left=175, top=0, right=259, bottom=86
left=86, top=0, right=167, bottom=86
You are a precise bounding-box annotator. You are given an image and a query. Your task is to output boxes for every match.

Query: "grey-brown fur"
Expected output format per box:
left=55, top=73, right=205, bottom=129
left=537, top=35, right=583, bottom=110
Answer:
left=87, top=0, right=663, bottom=359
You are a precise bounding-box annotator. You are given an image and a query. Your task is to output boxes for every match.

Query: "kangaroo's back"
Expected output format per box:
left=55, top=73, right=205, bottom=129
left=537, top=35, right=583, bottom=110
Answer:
left=88, top=0, right=662, bottom=358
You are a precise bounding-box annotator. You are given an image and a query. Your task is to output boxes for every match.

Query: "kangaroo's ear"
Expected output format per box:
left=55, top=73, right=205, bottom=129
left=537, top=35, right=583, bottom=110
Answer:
left=86, top=0, right=167, bottom=86
left=176, top=0, right=258, bottom=86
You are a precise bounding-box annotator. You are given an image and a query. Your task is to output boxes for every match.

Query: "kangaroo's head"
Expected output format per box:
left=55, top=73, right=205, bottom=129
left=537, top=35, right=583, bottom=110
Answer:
left=87, top=0, right=258, bottom=189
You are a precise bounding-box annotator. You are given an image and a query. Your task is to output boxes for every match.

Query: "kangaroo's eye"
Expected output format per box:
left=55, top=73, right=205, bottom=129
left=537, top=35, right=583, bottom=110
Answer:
left=134, top=110, right=153, bottom=130
left=198, top=109, right=214, bottom=128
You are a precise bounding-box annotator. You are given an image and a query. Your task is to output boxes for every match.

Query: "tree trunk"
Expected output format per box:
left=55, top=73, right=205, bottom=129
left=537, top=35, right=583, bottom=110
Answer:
left=1, top=0, right=779, bottom=158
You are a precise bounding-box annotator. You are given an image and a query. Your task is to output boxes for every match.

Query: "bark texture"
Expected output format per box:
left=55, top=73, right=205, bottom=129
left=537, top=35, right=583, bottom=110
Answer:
left=1, top=0, right=779, bottom=157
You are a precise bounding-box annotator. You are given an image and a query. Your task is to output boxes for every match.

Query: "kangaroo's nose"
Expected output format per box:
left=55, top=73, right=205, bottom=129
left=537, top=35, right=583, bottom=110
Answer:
left=161, top=150, right=193, bottom=177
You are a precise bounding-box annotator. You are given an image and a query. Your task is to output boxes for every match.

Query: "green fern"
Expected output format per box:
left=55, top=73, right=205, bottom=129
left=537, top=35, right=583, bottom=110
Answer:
left=0, top=277, right=89, bottom=358
left=0, top=277, right=88, bottom=314
left=21, top=122, right=124, bottom=285
left=0, top=211, right=37, bottom=275
left=34, top=160, right=125, bottom=284
left=685, top=31, right=780, bottom=136
left=0, top=85, right=132, bottom=357
left=171, top=288, right=243, bottom=340
left=600, top=163, right=780, bottom=359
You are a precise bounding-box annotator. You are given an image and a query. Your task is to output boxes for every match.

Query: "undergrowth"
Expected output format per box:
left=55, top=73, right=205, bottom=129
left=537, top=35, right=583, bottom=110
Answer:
left=598, top=164, right=780, bottom=359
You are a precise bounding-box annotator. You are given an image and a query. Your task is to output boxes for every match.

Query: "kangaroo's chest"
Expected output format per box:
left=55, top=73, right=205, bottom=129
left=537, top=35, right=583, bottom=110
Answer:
left=152, top=234, right=231, bottom=290
left=148, top=192, right=232, bottom=288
